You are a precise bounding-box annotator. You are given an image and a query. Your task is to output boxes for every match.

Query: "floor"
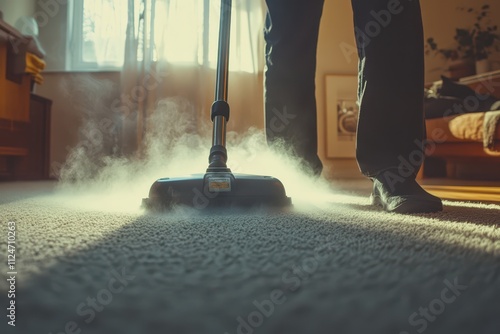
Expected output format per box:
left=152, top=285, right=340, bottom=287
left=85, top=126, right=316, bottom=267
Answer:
left=2, top=176, right=499, bottom=334
left=324, top=158, right=500, bottom=204
left=421, top=178, right=500, bottom=204
left=330, top=177, right=500, bottom=204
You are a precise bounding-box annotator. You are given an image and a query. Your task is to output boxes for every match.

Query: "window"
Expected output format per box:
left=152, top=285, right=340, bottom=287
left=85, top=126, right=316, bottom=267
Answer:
left=153, top=0, right=260, bottom=72
left=69, top=0, right=261, bottom=72
left=69, top=0, right=132, bottom=71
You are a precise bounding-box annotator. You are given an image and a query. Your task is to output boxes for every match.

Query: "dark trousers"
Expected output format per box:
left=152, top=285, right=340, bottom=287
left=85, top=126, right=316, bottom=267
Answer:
left=264, top=0, right=425, bottom=177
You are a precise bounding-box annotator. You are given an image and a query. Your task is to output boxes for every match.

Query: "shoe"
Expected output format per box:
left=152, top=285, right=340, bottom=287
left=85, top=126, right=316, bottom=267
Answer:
left=370, top=171, right=443, bottom=213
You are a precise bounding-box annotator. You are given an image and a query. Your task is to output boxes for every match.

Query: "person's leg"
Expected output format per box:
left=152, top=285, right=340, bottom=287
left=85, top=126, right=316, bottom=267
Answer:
left=352, top=0, right=425, bottom=176
left=351, top=0, right=442, bottom=212
left=264, top=0, right=325, bottom=176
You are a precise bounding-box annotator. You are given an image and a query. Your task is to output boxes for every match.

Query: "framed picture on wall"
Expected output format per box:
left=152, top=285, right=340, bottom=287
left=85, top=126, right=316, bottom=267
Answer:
left=325, top=74, right=358, bottom=158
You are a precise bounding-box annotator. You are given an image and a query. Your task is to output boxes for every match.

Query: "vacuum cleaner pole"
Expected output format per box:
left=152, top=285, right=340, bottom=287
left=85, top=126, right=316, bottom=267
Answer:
left=215, top=0, right=231, bottom=102
left=208, top=0, right=232, bottom=171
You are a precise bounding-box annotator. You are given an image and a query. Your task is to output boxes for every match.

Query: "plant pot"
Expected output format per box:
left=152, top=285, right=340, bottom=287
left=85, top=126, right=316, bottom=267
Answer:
left=475, top=59, right=491, bottom=74
left=447, top=59, right=476, bottom=79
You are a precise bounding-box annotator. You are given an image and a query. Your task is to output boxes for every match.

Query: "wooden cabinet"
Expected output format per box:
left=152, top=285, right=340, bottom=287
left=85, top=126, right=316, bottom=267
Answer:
left=1, top=15, right=50, bottom=180
left=0, top=94, right=51, bottom=180
left=0, top=19, right=32, bottom=123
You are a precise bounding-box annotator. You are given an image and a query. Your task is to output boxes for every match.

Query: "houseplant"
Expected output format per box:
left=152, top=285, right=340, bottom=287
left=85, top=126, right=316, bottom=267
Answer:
left=426, top=4, right=500, bottom=76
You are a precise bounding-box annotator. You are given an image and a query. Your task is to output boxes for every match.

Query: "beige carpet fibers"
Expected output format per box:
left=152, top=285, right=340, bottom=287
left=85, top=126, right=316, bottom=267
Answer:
left=1, top=180, right=499, bottom=334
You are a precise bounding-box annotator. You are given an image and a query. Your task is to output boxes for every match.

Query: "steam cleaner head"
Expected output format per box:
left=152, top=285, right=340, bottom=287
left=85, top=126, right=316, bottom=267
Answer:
left=142, top=171, right=291, bottom=210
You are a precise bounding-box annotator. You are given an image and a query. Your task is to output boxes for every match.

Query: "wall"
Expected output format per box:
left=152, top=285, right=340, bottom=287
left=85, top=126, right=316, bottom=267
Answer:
left=34, top=0, right=68, bottom=71
left=35, top=72, right=121, bottom=178
left=0, top=0, right=35, bottom=26
left=315, top=0, right=359, bottom=178
left=421, top=0, right=500, bottom=82
left=28, top=0, right=73, bottom=177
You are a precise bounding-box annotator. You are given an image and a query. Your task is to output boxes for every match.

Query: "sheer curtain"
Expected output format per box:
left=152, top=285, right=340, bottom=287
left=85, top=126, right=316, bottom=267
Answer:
left=119, top=0, right=265, bottom=156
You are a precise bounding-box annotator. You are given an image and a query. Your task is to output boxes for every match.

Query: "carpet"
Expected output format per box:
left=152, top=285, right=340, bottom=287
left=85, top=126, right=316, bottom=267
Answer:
left=1, top=179, right=499, bottom=334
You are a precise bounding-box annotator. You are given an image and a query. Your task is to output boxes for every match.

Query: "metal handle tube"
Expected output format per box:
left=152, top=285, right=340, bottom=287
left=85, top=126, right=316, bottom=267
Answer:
left=215, top=0, right=231, bottom=103
left=212, top=116, right=226, bottom=148
left=212, top=0, right=231, bottom=149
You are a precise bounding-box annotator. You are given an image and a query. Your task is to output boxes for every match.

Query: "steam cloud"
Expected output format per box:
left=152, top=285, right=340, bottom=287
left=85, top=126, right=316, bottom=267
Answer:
left=53, top=75, right=344, bottom=213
